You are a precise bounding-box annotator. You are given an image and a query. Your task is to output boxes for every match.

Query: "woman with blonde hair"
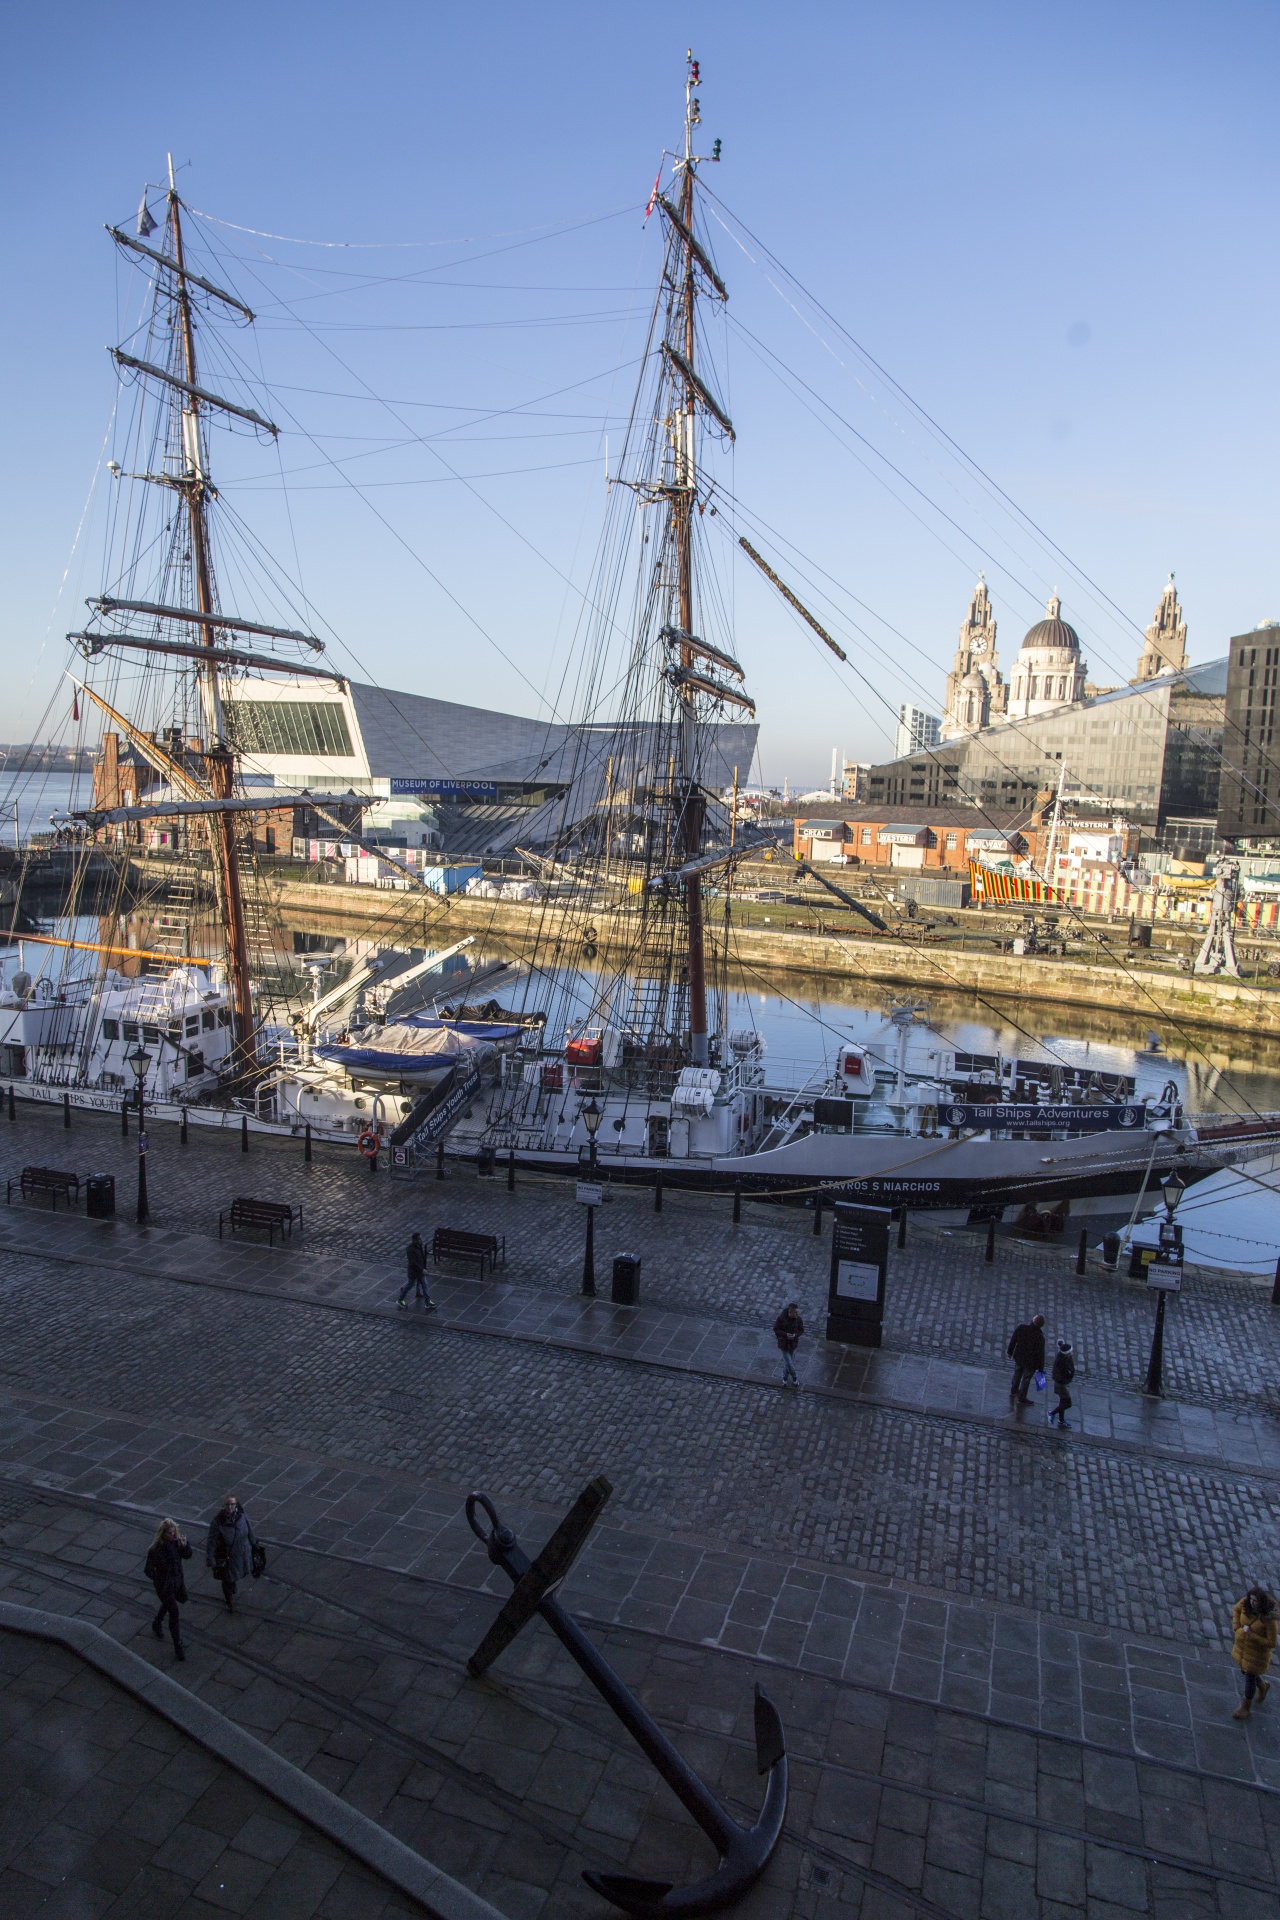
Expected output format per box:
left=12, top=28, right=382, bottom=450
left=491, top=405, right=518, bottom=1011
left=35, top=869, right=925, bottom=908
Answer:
left=144, top=1518, right=192, bottom=1661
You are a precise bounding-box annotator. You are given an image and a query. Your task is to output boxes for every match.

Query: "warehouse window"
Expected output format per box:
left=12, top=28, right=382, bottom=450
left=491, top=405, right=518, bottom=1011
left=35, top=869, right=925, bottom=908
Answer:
left=229, top=701, right=354, bottom=758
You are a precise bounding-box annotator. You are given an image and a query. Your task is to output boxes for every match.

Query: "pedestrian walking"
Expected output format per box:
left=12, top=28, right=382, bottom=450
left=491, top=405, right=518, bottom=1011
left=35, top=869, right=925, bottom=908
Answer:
left=398, top=1230, right=436, bottom=1310
left=1231, top=1586, right=1279, bottom=1720
left=144, top=1518, right=191, bottom=1661
left=1006, top=1314, right=1045, bottom=1404
left=1049, top=1339, right=1076, bottom=1428
left=773, top=1302, right=804, bottom=1387
left=206, top=1493, right=260, bottom=1614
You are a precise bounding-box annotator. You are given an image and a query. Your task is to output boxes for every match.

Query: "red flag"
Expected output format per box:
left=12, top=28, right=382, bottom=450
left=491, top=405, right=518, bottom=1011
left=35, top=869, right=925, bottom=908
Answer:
left=71, top=689, right=79, bottom=723
left=644, top=164, right=662, bottom=221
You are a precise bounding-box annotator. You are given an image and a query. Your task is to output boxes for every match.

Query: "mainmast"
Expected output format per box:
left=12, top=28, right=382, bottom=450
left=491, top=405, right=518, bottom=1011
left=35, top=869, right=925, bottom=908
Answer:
left=658, top=53, right=744, bottom=1066
left=164, top=160, right=255, bottom=1063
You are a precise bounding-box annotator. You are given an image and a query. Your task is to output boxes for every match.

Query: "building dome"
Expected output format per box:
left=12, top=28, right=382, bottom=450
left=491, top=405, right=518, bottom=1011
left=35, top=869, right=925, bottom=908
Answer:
left=1019, top=594, right=1080, bottom=654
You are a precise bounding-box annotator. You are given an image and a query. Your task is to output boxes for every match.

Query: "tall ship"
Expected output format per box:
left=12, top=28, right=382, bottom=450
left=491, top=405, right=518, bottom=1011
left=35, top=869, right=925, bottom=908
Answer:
left=1, top=84, right=1267, bottom=1213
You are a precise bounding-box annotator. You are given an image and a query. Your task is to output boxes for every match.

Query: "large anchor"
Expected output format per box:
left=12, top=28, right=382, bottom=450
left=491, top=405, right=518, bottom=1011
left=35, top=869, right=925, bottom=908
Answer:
left=465, top=1478, right=788, bottom=1917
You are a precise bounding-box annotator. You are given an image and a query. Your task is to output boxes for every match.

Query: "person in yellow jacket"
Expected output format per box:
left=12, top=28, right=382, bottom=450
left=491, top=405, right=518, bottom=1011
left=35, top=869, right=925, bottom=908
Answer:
left=1231, top=1587, right=1279, bottom=1720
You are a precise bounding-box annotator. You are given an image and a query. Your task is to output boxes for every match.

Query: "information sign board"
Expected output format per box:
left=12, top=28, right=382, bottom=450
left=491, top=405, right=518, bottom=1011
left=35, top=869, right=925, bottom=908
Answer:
left=827, top=1202, right=892, bottom=1348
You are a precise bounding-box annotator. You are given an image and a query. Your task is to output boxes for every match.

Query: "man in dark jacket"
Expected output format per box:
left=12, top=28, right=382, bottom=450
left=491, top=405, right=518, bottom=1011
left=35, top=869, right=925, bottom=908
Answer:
left=206, top=1493, right=259, bottom=1613
left=774, top=1303, right=805, bottom=1387
left=398, top=1231, right=436, bottom=1310
left=1007, top=1314, right=1046, bottom=1404
left=146, top=1519, right=192, bottom=1660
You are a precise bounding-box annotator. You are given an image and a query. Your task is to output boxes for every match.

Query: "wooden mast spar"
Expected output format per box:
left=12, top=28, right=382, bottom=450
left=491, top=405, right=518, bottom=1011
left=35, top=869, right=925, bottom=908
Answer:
left=165, top=157, right=256, bottom=1066
left=675, top=57, right=709, bottom=1065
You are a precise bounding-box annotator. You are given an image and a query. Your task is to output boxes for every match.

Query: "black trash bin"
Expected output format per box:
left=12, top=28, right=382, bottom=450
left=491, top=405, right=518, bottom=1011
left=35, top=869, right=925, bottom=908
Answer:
left=476, top=1145, right=495, bottom=1178
left=85, top=1173, right=115, bottom=1219
left=611, top=1253, right=641, bottom=1306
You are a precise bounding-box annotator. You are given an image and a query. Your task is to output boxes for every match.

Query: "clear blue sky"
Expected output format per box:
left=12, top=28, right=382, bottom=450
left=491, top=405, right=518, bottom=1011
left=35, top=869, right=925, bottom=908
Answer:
left=3, top=1, right=1277, bottom=784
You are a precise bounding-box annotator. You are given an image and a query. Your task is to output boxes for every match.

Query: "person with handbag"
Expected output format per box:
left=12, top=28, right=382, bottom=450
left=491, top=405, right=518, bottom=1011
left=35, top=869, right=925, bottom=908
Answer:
left=145, top=1518, right=192, bottom=1660
left=1006, top=1314, right=1045, bottom=1405
left=205, top=1493, right=262, bottom=1614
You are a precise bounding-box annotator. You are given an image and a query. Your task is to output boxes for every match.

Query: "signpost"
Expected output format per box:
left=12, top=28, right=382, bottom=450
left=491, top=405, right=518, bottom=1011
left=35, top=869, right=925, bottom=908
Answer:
left=827, top=1202, right=892, bottom=1347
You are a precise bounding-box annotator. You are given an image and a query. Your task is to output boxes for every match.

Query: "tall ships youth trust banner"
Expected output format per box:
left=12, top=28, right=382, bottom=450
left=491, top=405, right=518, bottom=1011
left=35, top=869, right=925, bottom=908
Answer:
left=968, top=861, right=1064, bottom=905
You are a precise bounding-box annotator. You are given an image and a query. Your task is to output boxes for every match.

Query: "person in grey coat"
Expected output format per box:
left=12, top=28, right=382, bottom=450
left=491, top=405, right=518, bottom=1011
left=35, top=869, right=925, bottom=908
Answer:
left=206, top=1492, right=259, bottom=1613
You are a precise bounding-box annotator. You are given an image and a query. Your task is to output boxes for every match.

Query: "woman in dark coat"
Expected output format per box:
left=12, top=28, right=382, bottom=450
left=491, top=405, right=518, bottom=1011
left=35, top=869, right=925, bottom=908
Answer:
left=205, top=1493, right=259, bottom=1613
left=145, top=1518, right=192, bottom=1660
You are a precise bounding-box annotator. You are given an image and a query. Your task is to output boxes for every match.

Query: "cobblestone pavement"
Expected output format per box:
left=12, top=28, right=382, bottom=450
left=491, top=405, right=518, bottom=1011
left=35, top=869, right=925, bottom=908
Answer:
left=0, top=1624, right=421, bottom=1919
left=3, top=1488, right=1280, bottom=1920
left=3, top=1200, right=1276, bottom=1484
left=1, top=1238, right=1280, bottom=1666
left=3, top=1099, right=1276, bottom=1413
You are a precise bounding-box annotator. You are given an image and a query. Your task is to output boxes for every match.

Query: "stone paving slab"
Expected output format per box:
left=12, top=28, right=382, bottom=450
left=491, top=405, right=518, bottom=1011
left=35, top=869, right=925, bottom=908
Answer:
left=0, top=1617, right=433, bottom=1919
left=2, top=1488, right=1278, bottom=1920
left=4, top=1200, right=1280, bottom=1485
left=0, top=1381, right=1277, bottom=1797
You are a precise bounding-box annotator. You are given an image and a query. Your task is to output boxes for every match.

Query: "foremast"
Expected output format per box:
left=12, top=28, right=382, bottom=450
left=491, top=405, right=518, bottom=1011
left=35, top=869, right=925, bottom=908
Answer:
left=658, top=54, right=747, bottom=1066
left=164, top=163, right=255, bottom=1063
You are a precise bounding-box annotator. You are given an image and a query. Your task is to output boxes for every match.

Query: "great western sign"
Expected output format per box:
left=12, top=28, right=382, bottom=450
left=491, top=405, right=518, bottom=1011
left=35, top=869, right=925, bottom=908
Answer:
left=943, top=1102, right=1146, bottom=1131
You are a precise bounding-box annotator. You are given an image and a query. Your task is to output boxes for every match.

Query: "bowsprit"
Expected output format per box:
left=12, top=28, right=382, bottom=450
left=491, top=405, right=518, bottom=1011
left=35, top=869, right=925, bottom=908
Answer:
left=464, top=1478, right=788, bottom=1916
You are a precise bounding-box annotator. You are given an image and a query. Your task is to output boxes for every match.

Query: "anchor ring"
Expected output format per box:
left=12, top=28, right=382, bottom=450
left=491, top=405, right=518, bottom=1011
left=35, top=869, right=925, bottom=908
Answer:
left=465, top=1492, right=515, bottom=1556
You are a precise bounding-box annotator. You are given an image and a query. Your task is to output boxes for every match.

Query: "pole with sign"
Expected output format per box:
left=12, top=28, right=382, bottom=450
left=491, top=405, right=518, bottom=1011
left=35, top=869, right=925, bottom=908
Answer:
left=1143, top=1219, right=1183, bottom=1396
left=827, top=1202, right=892, bottom=1347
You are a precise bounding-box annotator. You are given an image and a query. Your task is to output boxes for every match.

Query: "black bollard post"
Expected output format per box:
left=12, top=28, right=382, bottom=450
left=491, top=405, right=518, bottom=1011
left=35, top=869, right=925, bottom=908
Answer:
left=1076, top=1229, right=1088, bottom=1276
left=508, top=1147, right=516, bottom=1193
left=241, top=1113, right=249, bottom=1153
left=654, top=1174, right=663, bottom=1214
left=898, top=1207, right=907, bottom=1249
left=369, top=1147, right=377, bottom=1176
left=180, top=1105, right=188, bottom=1146
left=1272, top=1256, right=1280, bottom=1307
left=7, top=1084, right=14, bottom=1122
left=436, top=1141, right=445, bottom=1180
left=121, top=1097, right=129, bottom=1138
left=985, top=1218, right=996, bottom=1263
left=63, top=1092, right=71, bottom=1130
left=812, top=1192, right=823, bottom=1236
left=733, top=1180, right=741, bottom=1225
left=304, top=1121, right=312, bottom=1164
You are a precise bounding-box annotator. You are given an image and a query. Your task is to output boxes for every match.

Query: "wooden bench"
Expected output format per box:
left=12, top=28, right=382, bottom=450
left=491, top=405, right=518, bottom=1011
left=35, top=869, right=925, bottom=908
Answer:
left=432, top=1226, right=505, bottom=1277
left=219, top=1197, right=303, bottom=1244
left=6, top=1166, right=80, bottom=1209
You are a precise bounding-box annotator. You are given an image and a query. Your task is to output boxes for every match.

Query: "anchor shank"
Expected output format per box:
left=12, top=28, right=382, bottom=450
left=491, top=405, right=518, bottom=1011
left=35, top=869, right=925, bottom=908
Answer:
left=537, top=1592, right=739, bottom=1854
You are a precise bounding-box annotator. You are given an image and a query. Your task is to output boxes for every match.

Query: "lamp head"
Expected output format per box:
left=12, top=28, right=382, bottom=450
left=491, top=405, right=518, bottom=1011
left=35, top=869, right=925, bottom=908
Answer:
left=1161, top=1171, right=1185, bottom=1220
left=127, top=1046, right=152, bottom=1084
left=582, top=1096, right=603, bottom=1138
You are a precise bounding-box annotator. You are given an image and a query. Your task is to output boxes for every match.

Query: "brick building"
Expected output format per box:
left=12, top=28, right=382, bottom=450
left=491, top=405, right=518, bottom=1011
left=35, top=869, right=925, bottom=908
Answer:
left=793, top=804, right=1038, bottom=873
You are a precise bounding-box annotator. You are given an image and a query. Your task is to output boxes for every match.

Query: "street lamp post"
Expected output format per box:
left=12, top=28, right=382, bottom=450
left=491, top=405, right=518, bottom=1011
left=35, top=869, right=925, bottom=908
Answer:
left=127, top=1047, right=152, bottom=1225
left=1143, top=1172, right=1185, bottom=1397
left=581, top=1096, right=602, bottom=1297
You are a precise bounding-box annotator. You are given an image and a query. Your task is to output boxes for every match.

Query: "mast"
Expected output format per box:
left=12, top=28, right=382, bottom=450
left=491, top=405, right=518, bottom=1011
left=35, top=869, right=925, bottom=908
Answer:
left=165, top=156, right=255, bottom=1063
left=675, top=56, right=708, bottom=1064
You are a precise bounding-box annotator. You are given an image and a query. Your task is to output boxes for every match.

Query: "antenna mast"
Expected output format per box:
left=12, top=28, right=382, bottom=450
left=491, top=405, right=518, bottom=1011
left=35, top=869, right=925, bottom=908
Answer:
left=164, top=158, right=255, bottom=1063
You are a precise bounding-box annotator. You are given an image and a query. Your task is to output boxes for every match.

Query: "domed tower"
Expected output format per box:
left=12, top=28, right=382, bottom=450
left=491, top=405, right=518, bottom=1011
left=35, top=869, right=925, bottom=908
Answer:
left=1133, top=576, right=1187, bottom=682
left=1006, top=595, right=1088, bottom=718
left=941, top=576, right=1008, bottom=738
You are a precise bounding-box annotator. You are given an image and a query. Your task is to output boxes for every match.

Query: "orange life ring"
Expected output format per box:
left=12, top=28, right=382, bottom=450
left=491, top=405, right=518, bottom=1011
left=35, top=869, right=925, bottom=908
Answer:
left=357, top=1129, right=381, bottom=1158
